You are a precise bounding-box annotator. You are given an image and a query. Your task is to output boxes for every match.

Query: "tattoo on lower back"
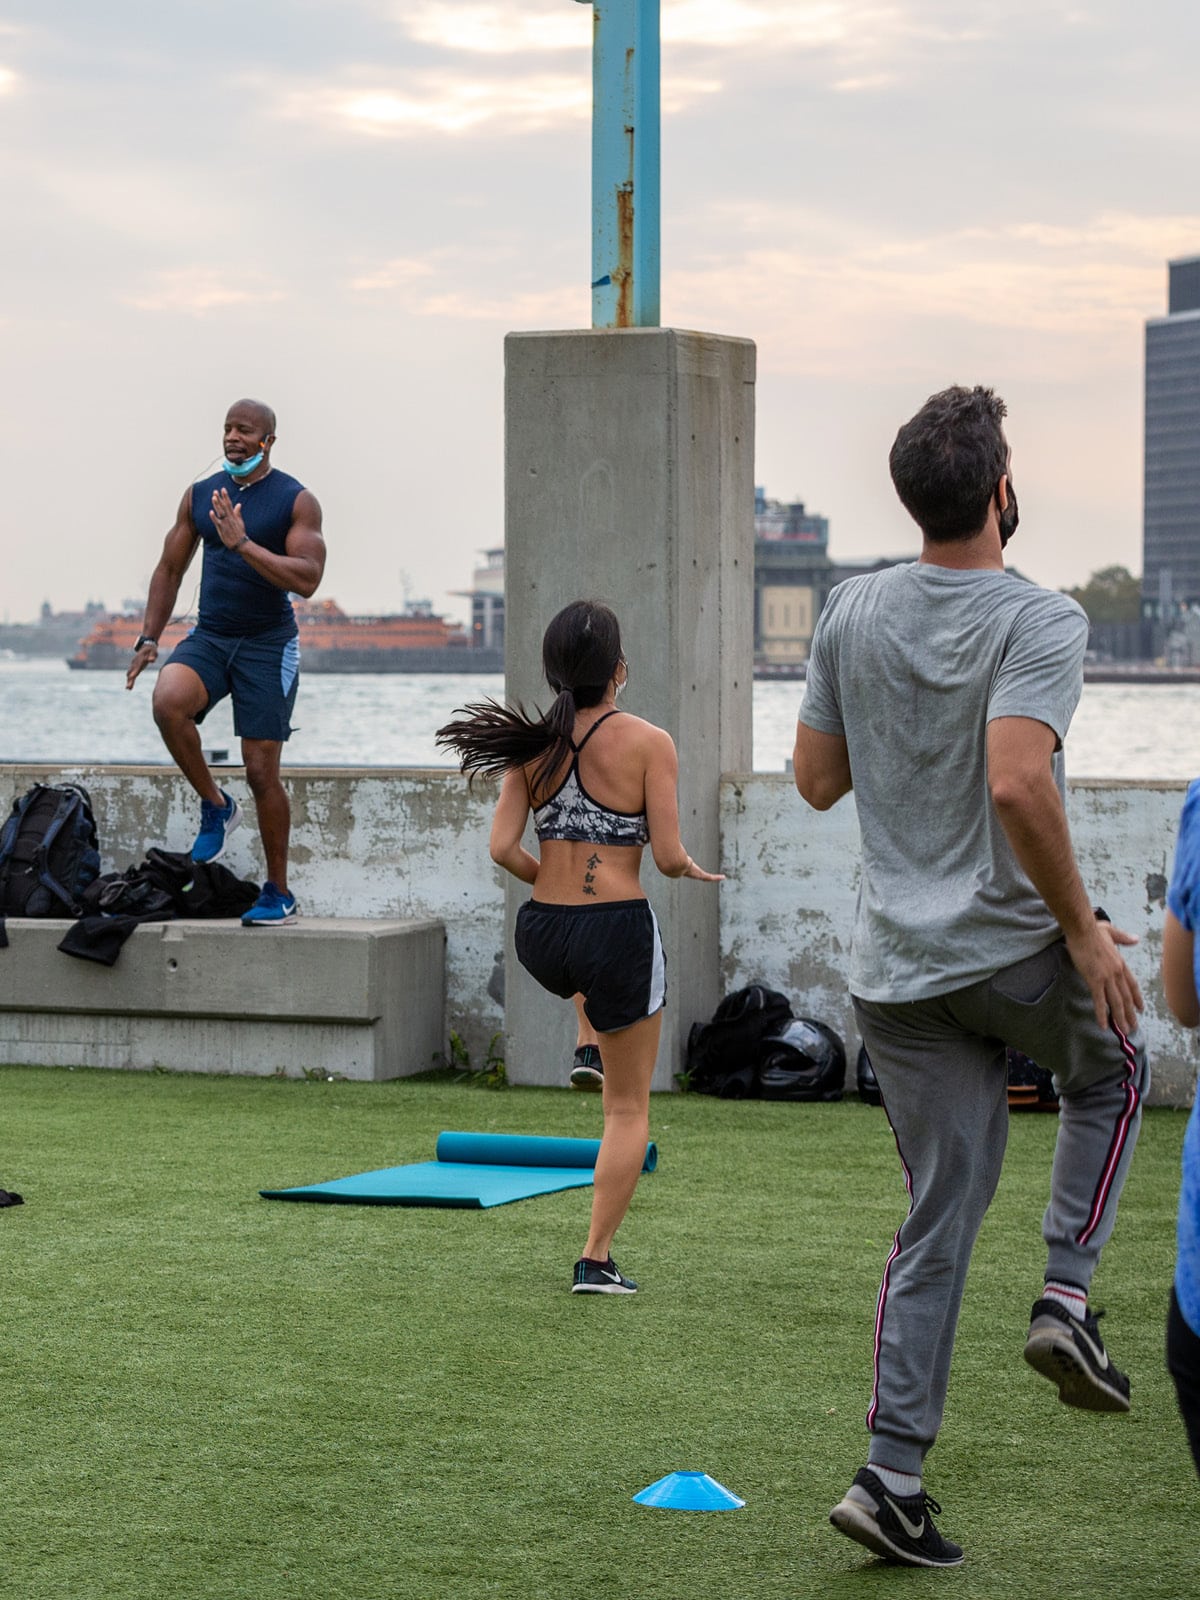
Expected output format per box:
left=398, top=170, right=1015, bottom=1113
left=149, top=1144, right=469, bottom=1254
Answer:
left=583, top=852, right=601, bottom=897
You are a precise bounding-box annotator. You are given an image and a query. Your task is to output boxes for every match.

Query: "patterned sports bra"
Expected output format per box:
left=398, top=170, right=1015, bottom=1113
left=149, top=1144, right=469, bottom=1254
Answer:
left=533, top=710, right=650, bottom=847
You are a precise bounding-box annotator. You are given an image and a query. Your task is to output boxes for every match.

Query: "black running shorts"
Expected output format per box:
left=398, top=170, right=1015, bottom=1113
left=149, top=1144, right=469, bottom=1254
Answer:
left=514, top=897, right=666, bottom=1033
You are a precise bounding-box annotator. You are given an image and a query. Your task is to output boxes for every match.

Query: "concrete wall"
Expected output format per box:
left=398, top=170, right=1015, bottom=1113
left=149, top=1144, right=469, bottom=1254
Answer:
left=2, top=766, right=1195, bottom=1105
left=0, top=765, right=505, bottom=1074
left=721, top=773, right=1196, bottom=1108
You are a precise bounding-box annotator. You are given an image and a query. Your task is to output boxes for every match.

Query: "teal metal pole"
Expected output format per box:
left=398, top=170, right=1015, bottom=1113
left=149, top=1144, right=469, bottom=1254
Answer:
left=575, top=0, right=661, bottom=328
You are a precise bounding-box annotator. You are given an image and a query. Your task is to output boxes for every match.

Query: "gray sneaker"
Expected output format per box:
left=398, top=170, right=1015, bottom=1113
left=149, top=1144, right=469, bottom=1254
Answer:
left=1023, top=1297, right=1131, bottom=1412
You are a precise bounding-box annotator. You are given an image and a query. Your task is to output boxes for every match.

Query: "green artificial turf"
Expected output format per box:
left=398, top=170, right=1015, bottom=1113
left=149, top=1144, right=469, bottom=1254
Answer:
left=0, top=1065, right=1192, bottom=1600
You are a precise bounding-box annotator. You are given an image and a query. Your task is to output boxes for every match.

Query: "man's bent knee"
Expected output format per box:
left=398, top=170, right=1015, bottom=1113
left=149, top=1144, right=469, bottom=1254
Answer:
left=153, top=664, right=209, bottom=726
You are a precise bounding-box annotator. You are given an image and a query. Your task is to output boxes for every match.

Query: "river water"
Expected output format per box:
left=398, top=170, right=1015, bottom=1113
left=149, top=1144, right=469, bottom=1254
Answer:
left=2, top=657, right=1199, bottom=780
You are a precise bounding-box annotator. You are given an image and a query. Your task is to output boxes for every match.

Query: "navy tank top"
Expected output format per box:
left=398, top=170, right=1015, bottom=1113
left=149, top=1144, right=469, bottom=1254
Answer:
left=192, top=468, right=305, bottom=637
left=533, top=710, right=650, bottom=847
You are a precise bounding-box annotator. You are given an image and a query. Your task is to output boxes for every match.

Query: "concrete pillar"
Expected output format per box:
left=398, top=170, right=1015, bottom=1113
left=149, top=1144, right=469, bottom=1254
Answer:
left=503, top=327, right=755, bottom=1089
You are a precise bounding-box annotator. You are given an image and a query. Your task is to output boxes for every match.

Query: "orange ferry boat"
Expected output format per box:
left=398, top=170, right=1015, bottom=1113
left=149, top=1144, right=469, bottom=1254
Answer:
left=66, top=600, right=503, bottom=674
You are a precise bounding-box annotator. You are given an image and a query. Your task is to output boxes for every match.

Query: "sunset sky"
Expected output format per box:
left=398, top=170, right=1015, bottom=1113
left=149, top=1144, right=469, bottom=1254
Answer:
left=1, top=0, right=1197, bottom=625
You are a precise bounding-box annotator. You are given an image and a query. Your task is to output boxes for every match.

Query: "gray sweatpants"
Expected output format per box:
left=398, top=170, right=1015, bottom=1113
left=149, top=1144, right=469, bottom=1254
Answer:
left=853, top=937, right=1149, bottom=1476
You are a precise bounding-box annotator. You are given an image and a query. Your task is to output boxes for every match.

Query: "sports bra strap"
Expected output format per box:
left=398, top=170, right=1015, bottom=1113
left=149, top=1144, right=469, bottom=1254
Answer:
left=572, top=708, right=622, bottom=754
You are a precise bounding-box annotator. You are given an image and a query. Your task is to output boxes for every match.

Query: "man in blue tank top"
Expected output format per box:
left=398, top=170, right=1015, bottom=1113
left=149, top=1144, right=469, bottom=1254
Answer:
left=126, top=399, right=326, bottom=925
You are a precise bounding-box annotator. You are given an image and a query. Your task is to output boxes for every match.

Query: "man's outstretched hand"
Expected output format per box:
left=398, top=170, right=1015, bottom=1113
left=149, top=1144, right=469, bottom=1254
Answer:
left=1066, top=919, right=1143, bottom=1037
left=125, top=640, right=158, bottom=690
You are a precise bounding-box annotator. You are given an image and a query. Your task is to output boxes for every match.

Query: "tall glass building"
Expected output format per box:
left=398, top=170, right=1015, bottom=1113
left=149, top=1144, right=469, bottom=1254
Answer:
left=1144, top=256, right=1200, bottom=610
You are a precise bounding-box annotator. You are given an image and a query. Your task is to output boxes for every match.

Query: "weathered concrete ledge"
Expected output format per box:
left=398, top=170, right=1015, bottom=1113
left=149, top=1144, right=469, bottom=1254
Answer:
left=0, top=766, right=1194, bottom=1105
left=0, top=915, right=444, bottom=1081
left=0, top=764, right=502, bottom=1071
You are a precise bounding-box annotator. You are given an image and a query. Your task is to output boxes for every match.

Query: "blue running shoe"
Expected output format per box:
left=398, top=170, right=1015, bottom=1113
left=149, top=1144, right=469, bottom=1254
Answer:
left=192, top=790, right=242, bottom=864
left=241, top=881, right=298, bottom=926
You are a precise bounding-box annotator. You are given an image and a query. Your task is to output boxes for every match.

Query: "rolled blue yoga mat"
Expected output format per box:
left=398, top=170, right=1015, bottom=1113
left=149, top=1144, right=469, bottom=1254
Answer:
left=261, top=1131, right=657, bottom=1208
left=434, top=1131, right=657, bottom=1173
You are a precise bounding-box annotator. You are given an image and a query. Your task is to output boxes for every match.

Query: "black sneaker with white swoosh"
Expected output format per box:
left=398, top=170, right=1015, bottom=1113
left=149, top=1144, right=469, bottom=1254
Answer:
left=569, top=1045, right=605, bottom=1091
left=829, top=1467, right=964, bottom=1567
left=1023, top=1297, right=1131, bottom=1412
left=571, top=1256, right=637, bottom=1294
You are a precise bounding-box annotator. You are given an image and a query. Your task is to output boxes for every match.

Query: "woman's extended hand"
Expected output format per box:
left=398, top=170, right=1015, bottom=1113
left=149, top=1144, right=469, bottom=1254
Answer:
left=682, top=857, right=724, bottom=883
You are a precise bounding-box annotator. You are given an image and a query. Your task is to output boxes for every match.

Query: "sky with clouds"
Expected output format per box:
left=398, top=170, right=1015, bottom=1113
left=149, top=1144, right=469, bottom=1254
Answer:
left=1, top=0, right=1197, bottom=626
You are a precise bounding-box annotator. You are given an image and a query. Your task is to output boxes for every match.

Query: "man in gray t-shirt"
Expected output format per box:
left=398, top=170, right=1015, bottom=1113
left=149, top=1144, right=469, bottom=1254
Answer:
left=795, top=386, right=1147, bottom=1569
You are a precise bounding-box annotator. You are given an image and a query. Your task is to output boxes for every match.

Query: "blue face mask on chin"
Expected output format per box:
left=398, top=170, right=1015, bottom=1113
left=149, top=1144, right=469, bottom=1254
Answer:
left=223, top=449, right=264, bottom=479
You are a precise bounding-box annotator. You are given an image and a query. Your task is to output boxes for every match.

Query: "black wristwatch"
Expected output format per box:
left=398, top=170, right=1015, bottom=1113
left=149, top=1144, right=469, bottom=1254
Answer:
left=134, top=634, right=158, bottom=652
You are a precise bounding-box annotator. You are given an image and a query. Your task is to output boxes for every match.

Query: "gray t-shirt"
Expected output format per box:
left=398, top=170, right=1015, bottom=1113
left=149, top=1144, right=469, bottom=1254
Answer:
left=799, top=562, right=1089, bottom=1003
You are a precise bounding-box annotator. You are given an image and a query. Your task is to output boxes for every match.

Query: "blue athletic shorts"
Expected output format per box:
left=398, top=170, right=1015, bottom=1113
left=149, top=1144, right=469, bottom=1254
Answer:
left=167, top=622, right=300, bottom=743
left=514, top=897, right=667, bottom=1033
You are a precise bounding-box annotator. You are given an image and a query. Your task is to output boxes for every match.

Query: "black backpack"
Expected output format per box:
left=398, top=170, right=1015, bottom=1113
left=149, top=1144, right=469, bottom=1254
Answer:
left=0, top=783, right=101, bottom=917
left=684, top=985, right=794, bottom=1097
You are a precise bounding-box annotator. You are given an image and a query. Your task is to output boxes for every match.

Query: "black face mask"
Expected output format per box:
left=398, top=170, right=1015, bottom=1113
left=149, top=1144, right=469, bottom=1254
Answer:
left=998, top=479, right=1019, bottom=549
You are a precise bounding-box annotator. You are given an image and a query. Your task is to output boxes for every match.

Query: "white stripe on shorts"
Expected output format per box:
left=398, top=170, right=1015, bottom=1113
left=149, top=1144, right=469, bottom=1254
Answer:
left=647, top=905, right=666, bottom=1016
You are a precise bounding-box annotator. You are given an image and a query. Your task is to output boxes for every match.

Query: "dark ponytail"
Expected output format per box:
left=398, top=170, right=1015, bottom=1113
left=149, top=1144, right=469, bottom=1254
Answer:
left=435, top=690, right=575, bottom=789
left=435, top=599, right=622, bottom=789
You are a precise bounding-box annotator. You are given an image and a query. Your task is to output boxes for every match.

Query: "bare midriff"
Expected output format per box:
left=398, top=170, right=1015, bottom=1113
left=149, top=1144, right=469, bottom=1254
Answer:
left=533, top=838, right=646, bottom=906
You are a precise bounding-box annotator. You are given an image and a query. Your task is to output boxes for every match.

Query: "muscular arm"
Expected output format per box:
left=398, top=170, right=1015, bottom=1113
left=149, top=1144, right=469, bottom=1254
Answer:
left=209, top=487, right=326, bottom=598
left=1163, top=909, right=1200, bottom=1028
left=126, top=488, right=200, bottom=688
left=987, top=716, right=1142, bottom=1034
left=643, top=727, right=723, bottom=881
left=793, top=720, right=853, bottom=810
left=489, top=769, right=540, bottom=885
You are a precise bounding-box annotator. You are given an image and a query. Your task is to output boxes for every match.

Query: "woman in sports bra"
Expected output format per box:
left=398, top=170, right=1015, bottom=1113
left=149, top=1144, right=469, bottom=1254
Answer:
left=437, top=599, right=722, bottom=1295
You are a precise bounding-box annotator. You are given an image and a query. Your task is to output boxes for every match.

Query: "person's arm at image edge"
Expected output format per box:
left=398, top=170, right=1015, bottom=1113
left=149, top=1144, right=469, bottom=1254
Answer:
left=1163, top=909, right=1199, bottom=1028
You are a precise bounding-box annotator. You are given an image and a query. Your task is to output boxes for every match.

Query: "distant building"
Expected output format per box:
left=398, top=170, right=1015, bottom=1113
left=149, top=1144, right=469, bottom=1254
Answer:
left=452, top=547, right=505, bottom=653
left=1143, top=256, right=1200, bottom=616
left=753, top=488, right=833, bottom=667
left=454, top=515, right=918, bottom=677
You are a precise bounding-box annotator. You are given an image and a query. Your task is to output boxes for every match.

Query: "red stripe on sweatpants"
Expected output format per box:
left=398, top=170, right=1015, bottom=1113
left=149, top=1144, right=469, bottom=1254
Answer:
left=867, top=1112, right=914, bottom=1432
left=1077, top=1023, right=1141, bottom=1248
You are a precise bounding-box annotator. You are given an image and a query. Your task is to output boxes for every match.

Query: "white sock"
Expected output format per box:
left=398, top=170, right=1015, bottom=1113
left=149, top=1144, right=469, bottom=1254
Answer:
left=1043, top=1279, right=1088, bottom=1319
left=871, top=1465, right=922, bottom=1497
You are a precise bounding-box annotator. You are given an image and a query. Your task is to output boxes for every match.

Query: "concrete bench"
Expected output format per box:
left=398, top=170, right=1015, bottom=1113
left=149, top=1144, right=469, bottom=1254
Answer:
left=0, top=917, right=445, bottom=1081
